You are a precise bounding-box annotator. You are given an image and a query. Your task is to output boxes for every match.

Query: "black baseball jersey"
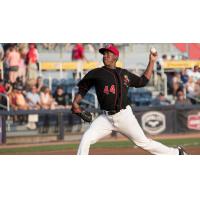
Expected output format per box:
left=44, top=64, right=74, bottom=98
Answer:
left=77, top=66, right=149, bottom=111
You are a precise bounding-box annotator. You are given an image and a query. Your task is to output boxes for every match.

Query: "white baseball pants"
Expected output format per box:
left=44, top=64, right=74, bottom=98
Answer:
left=77, top=105, right=179, bottom=155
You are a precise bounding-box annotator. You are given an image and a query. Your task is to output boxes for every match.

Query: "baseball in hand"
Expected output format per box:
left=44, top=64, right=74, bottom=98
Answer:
left=150, top=47, right=157, bottom=55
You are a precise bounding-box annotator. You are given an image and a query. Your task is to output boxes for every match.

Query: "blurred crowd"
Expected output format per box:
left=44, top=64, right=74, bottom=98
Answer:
left=0, top=43, right=39, bottom=83
left=0, top=43, right=73, bottom=130
left=155, top=54, right=200, bottom=106
left=169, top=65, right=200, bottom=104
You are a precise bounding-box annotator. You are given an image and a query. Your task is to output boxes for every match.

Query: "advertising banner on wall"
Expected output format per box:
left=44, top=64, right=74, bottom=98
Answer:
left=176, top=109, right=200, bottom=133
left=133, top=108, right=175, bottom=135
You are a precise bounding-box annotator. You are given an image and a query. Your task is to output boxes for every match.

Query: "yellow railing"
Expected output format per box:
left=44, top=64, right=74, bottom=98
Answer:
left=40, top=61, right=123, bottom=71
left=163, top=60, right=200, bottom=69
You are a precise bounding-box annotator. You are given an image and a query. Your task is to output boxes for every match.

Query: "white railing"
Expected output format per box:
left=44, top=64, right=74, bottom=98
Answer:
left=72, top=86, right=98, bottom=109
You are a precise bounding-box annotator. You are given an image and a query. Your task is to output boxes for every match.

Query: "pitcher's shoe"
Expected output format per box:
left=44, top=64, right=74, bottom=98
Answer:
left=178, top=146, right=188, bottom=155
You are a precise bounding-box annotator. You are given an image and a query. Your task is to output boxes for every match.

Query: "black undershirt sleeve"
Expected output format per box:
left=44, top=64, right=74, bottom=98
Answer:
left=77, top=70, right=95, bottom=97
left=127, top=70, right=149, bottom=88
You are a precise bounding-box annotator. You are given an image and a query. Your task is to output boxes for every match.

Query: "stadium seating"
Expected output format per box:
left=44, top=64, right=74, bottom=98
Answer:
left=128, top=88, right=152, bottom=106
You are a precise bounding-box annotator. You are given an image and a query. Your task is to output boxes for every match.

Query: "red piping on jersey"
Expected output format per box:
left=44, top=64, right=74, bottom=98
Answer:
left=102, top=67, right=118, bottom=109
left=119, top=69, right=123, bottom=110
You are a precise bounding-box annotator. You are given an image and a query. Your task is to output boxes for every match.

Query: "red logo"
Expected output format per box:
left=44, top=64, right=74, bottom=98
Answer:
left=103, top=85, right=116, bottom=95
left=110, top=85, right=115, bottom=94
left=187, top=113, right=200, bottom=130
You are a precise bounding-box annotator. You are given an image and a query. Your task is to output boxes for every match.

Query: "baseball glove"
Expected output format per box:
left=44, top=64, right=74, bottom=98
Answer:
left=71, top=107, right=92, bottom=123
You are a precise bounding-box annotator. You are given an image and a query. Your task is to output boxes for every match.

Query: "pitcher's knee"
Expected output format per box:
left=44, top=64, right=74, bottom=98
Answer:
left=134, top=138, right=153, bottom=150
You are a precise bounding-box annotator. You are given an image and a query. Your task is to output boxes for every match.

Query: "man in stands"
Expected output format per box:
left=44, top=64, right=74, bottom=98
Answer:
left=175, top=90, right=191, bottom=105
left=72, top=43, right=87, bottom=80
left=26, top=85, right=41, bottom=130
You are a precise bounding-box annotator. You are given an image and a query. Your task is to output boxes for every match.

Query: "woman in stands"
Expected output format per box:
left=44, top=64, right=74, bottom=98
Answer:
left=40, top=86, right=56, bottom=109
left=40, top=86, right=56, bottom=133
left=35, top=76, right=44, bottom=93
left=6, top=45, right=21, bottom=84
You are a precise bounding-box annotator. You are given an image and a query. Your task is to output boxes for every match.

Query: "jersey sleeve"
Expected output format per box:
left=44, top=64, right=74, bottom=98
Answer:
left=126, top=70, right=149, bottom=88
left=77, top=70, right=95, bottom=97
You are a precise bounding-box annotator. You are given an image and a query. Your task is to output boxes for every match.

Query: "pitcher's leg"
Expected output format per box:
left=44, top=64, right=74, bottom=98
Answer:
left=77, top=115, right=114, bottom=155
left=118, top=107, right=179, bottom=155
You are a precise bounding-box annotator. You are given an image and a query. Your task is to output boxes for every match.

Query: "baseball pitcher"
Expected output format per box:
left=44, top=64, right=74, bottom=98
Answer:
left=72, top=44, right=187, bottom=155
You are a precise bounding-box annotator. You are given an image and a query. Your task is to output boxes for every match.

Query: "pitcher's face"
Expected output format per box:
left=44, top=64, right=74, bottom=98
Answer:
left=103, top=50, right=117, bottom=67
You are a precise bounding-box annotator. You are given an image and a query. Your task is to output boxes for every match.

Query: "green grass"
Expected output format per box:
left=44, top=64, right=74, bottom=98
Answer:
left=0, top=137, right=200, bottom=154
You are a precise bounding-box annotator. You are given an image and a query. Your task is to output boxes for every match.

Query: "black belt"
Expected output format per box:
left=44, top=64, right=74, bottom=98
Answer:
left=102, top=110, right=120, bottom=115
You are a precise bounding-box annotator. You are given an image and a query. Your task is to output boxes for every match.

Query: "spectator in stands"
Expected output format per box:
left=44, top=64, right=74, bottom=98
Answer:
left=53, top=85, right=71, bottom=109
left=6, top=46, right=21, bottom=84
left=193, top=80, right=200, bottom=99
left=52, top=85, right=70, bottom=132
left=15, top=76, right=24, bottom=88
left=193, top=65, right=200, bottom=81
left=185, top=76, right=200, bottom=104
left=175, top=90, right=191, bottom=105
left=187, top=65, right=200, bottom=82
left=40, top=86, right=56, bottom=133
left=8, top=86, right=18, bottom=111
left=2, top=43, right=17, bottom=53
left=14, top=85, right=29, bottom=124
left=26, top=43, right=39, bottom=82
left=185, top=76, right=196, bottom=97
left=180, top=68, right=189, bottom=85
left=26, top=85, right=41, bottom=110
left=2, top=48, right=10, bottom=81
left=171, top=55, right=175, bottom=60
left=15, top=85, right=29, bottom=110
left=151, top=92, right=171, bottom=106
left=40, top=86, right=56, bottom=109
left=26, top=85, right=41, bottom=130
left=18, top=48, right=27, bottom=84
left=72, top=43, right=87, bottom=80
left=172, top=72, right=182, bottom=96
left=35, top=76, right=44, bottom=93
left=8, top=86, right=18, bottom=122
